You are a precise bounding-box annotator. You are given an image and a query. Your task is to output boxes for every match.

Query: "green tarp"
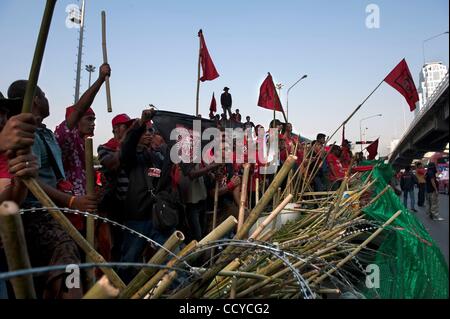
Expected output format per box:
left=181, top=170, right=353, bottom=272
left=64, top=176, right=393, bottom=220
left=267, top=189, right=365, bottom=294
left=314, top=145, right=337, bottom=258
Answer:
left=361, top=161, right=448, bottom=299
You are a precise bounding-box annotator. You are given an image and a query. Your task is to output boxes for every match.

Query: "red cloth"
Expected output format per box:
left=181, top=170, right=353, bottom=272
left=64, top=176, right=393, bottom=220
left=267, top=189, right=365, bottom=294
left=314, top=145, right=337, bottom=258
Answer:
left=327, top=153, right=345, bottom=181
left=209, top=92, right=217, bottom=114
left=198, top=30, right=219, bottom=82
left=257, top=73, right=283, bottom=112
left=341, top=147, right=352, bottom=169
left=0, top=153, right=12, bottom=179
left=366, top=138, right=379, bottom=160
left=384, top=59, right=419, bottom=112
left=103, top=138, right=121, bottom=151
left=65, top=105, right=95, bottom=120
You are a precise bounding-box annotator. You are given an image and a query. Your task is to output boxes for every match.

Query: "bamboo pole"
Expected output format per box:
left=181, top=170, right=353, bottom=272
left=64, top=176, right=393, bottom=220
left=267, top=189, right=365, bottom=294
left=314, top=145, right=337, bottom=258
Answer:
left=0, top=202, right=36, bottom=299
left=148, top=270, right=177, bottom=299
left=21, top=0, right=56, bottom=114
left=119, top=230, right=185, bottom=299
left=18, top=0, right=125, bottom=291
left=210, top=181, right=219, bottom=264
left=237, top=164, right=250, bottom=231
left=249, top=194, right=293, bottom=240
left=22, top=179, right=126, bottom=289
left=169, top=156, right=297, bottom=299
left=132, top=240, right=198, bottom=299
left=101, top=11, right=112, bottom=112
left=195, top=30, right=202, bottom=116
left=150, top=217, right=238, bottom=299
left=255, top=177, right=260, bottom=205
left=198, top=215, right=237, bottom=246
left=83, top=275, right=119, bottom=299
left=84, top=137, right=95, bottom=287
left=314, top=210, right=402, bottom=285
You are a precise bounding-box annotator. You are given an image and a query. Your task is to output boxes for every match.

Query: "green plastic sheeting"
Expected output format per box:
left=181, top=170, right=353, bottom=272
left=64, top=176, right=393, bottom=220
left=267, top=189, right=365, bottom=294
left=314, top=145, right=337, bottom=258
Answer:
left=361, top=161, right=448, bottom=299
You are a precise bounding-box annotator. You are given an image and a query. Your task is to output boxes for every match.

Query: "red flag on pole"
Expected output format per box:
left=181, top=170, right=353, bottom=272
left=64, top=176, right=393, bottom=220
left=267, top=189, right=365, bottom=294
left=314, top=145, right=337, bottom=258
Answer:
left=384, top=59, right=419, bottom=112
left=366, top=138, right=379, bottom=160
left=209, top=92, right=217, bottom=117
left=198, top=30, right=219, bottom=82
left=257, top=73, right=283, bottom=112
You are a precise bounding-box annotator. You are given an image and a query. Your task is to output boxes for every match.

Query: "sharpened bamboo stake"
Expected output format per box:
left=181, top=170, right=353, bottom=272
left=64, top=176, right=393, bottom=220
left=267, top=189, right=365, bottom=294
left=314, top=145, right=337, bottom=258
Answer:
left=199, top=215, right=237, bottom=246
left=83, top=275, right=119, bottom=299
left=84, top=137, right=95, bottom=287
left=0, top=202, right=36, bottom=299
left=119, top=230, right=185, bottom=299
left=101, top=11, right=112, bottom=112
left=250, top=194, right=293, bottom=240
left=237, top=163, right=250, bottom=232
left=148, top=270, right=177, bottom=299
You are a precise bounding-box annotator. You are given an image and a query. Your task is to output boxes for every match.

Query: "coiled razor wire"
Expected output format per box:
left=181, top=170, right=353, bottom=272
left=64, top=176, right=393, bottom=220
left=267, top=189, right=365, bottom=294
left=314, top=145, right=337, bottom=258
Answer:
left=0, top=262, right=192, bottom=281
left=172, top=239, right=316, bottom=299
left=18, top=207, right=193, bottom=271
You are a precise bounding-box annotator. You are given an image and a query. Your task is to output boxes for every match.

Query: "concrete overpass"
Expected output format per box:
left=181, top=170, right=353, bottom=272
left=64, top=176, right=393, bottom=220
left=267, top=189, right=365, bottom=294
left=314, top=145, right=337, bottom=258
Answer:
left=389, top=73, right=449, bottom=170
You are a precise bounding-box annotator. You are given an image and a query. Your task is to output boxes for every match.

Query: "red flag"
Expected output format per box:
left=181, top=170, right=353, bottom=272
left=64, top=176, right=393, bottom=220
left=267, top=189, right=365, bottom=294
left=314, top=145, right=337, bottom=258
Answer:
left=257, top=73, right=283, bottom=112
left=198, top=30, right=219, bottom=82
left=209, top=92, right=217, bottom=117
left=384, top=59, right=419, bottom=112
left=366, top=138, right=379, bottom=160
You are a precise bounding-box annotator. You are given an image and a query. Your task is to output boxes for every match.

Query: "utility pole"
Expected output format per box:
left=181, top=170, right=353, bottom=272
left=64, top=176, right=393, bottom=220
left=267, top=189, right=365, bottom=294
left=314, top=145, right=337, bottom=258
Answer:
left=85, top=64, right=96, bottom=87
left=74, top=0, right=86, bottom=104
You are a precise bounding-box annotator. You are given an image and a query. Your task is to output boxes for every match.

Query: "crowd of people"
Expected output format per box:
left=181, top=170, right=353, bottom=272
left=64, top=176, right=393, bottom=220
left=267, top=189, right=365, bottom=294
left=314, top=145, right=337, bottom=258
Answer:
left=398, top=162, right=444, bottom=221
left=1, top=62, right=439, bottom=299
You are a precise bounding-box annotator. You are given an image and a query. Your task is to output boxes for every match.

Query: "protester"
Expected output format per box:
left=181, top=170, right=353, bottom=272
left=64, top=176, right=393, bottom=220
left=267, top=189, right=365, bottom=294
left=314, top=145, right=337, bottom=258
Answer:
left=243, top=116, right=256, bottom=133
left=415, top=162, right=426, bottom=207
left=220, top=87, right=232, bottom=120
left=117, top=109, right=176, bottom=282
left=235, top=109, right=242, bottom=122
left=400, top=166, right=418, bottom=212
left=425, top=162, right=443, bottom=221
left=6, top=80, right=98, bottom=298
left=326, top=145, right=345, bottom=190
left=341, top=139, right=353, bottom=169
left=54, top=63, right=111, bottom=231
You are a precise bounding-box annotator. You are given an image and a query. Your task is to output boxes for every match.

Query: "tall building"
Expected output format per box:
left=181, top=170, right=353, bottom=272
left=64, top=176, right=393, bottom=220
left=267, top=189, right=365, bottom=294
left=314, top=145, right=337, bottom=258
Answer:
left=416, top=62, right=448, bottom=116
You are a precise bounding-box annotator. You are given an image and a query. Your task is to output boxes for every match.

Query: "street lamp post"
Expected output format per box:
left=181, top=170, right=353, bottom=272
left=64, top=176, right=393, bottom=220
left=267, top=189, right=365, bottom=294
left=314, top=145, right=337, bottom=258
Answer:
left=85, top=64, right=96, bottom=87
left=286, top=74, right=307, bottom=122
left=422, top=31, right=449, bottom=65
left=359, top=114, right=382, bottom=152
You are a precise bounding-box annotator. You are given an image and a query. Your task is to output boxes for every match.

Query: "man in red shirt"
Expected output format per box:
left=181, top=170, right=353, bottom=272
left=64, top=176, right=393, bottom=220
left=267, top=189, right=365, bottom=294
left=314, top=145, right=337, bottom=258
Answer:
left=327, top=145, right=345, bottom=190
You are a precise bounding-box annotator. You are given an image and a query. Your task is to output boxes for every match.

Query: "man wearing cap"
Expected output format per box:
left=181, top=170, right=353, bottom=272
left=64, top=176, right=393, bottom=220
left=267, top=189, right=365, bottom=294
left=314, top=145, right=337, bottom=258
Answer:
left=220, top=87, right=232, bottom=120
left=5, top=75, right=103, bottom=297
left=97, top=113, right=135, bottom=261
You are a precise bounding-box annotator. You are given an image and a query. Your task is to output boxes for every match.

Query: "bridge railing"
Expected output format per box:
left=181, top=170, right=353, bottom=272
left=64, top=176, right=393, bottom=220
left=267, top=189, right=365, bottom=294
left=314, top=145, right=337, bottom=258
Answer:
left=389, top=72, right=449, bottom=162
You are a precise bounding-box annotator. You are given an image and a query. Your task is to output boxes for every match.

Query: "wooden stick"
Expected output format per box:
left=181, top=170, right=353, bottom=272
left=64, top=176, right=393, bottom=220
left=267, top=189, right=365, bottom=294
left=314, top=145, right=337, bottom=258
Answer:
left=250, top=194, right=293, bottom=239
left=237, top=164, right=250, bottom=232
left=314, top=210, right=402, bottom=285
left=0, top=202, right=36, bottom=299
left=132, top=240, right=198, bottom=299
left=210, top=181, right=219, bottom=264
left=23, top=178, right=126, bottom=289
left=119, top=230, right=185, bottom=299
left=84, top=137, right=95, bottom=287
left=21, top=0, right=57, bottom=114
left=83, top=275, right=119, bottom=299
left=255, top=177, right=260, bottom=205
left=101, top=11, right=112, bottom=112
